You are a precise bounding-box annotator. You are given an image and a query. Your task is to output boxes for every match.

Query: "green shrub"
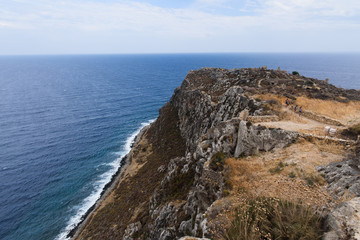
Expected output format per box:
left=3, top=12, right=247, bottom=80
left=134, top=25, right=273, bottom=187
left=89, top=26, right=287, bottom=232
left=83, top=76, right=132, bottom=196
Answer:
left=350, top=124, right=360, bottom=134
left=341, top=123, right=360, bottom=140
left=269, top=200, right=323, bottom=240
left=166, top=167, right=195, bottom=201
left=289, top=171, right=296, bottom=178
left=269, top=161, right=286, bottom=174
left=292, top=71, right=300, bottom=76
left=223, top=189, right=231, bottom=197
left=305, top=80, right=314, bottom=86
left=278, top=161, right=286, bottom=168
left=225, top=179, right=233, bottom=190
left=210, top=152, right=226, bottom=171
left=223, top=197, right=323, bottom=240
left=304, top=174, right=325, bottom=186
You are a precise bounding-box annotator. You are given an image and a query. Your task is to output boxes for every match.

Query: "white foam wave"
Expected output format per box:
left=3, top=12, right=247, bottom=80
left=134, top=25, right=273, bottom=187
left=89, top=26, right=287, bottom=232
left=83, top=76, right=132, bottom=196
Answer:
left=55, top=118, right=155, bottom=240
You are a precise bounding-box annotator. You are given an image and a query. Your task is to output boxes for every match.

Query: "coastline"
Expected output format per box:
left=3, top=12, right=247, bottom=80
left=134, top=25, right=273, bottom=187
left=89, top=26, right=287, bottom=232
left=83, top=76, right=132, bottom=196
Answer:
left=62, top=67, right=360, bottom=240
left=68, top=123, right=152, bottom=239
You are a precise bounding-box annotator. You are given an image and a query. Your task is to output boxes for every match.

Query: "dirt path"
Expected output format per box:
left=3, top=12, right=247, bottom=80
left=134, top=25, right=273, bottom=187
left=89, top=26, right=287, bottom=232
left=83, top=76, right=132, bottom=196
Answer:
left=257, top=107, right=344, bottom=136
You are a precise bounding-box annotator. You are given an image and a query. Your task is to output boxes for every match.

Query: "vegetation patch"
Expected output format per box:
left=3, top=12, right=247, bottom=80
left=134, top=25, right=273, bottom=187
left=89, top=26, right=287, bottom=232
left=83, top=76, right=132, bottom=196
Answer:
left=223, top=197, right=324, bottom=240
left=210, top=152, right=227, bottom=171
left=255, top=93, right=360, bottom=123
left=288, top=171, right=296, bottom=178
left=349, top=123, right=360, bottom=134
left=305, top=80, right=314, bottom=86
left=79, top=103, right=186, bottom=240
left=165, top=166, right=196, bottom=201
left=341, top=123, right=360, bottom=140
left=266, top=99, right=280, bottom=106
left=269, top=161, right=287, bottom=174
left=303, top=173, right=326, bottom=187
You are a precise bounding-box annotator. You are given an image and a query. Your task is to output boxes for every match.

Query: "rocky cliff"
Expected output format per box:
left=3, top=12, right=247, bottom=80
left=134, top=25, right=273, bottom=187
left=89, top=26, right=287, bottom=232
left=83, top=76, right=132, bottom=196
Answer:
left=74, top=67, right=360, bottom=240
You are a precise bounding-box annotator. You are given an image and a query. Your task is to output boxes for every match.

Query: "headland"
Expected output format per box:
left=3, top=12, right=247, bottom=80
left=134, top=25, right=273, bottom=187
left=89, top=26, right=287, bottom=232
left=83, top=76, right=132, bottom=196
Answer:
left=73, top=67, right=360, bottom=240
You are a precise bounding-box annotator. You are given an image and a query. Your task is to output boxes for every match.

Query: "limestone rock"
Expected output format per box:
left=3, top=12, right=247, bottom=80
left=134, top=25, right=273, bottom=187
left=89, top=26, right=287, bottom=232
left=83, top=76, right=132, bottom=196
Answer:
left=323, top=197, right=360, bottom=240
left=122, top=222, right=142, bottom=240
left=318, top=157, right=360, bottom=197
left=110, top=68, right=360, bottom=239
left=145, top=68, right=301, bottom=239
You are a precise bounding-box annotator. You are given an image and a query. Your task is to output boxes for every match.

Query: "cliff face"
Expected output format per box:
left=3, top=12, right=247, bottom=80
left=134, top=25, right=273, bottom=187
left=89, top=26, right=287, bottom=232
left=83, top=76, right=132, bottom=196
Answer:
left=147, top=68, right=301, bottom=239
left=75, top=68, right=360, bottom=240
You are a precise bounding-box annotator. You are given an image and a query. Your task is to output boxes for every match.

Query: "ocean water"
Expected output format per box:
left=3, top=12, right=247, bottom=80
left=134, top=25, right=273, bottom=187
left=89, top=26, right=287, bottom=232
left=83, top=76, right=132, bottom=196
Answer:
left=0, top=53, right=359, bottom=240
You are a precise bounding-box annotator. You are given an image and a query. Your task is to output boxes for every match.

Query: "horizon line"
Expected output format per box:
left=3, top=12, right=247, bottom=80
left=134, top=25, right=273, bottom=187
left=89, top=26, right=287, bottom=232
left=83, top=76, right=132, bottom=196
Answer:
left=1, top=51, right=360, bottom=57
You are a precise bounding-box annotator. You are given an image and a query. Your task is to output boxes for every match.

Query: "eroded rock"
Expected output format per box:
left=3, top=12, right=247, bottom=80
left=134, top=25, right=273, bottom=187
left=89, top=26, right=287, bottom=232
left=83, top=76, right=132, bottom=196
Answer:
left=78, top=67, right=360, bottom=240
left=323, top=197, right=360, bottom=240
left=318, top=157, right=360, bottom=197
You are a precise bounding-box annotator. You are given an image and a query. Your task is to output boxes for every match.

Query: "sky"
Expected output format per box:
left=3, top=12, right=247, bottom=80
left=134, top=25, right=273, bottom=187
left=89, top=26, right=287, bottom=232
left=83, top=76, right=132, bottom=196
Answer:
left=0, top=0, right=359, bottom=54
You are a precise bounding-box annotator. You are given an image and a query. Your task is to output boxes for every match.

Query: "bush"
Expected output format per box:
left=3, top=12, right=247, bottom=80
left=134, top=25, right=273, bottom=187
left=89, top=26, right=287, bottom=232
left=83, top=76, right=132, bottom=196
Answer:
left=266, top=99, right=280, bottom=106
left=289, top=171, right=296, bottom=178
left=166, top=167, right=195, bottom=201
left=305, top=80, right=314, bottom=86
left=210, top=152, right=226, bottom=171
left=269, top=161, right=286, bottom=174
left=223, top=197, right=323, bottom=240
left=292, top=71, right=300, bottom=76
left=304, top=173, right=325, bottom=186
left=269, top=200, right=324, bottom=239
left=341, top=123, right=360, bottom=140
left=223, top=189, right=231, bottom=197
left=349, top=124, right=360, bottom=134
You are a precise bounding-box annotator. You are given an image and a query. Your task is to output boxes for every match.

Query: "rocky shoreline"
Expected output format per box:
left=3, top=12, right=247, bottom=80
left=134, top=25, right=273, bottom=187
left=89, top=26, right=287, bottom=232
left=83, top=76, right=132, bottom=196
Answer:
left=69, top=125, right=150, bottom=239
left=73, top=67, right=360, bottom=240
left=68, top=154, right=128, bottom=238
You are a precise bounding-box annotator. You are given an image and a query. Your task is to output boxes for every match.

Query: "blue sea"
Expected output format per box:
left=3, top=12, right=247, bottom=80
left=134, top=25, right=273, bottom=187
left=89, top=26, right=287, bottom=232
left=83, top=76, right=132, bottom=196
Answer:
left=0, top=53, right=359, bottom=240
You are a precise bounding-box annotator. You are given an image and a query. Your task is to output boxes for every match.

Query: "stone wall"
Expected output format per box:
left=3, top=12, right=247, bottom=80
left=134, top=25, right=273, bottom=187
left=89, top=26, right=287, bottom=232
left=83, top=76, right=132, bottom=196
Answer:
left=247, top=115, right=279, bottom=123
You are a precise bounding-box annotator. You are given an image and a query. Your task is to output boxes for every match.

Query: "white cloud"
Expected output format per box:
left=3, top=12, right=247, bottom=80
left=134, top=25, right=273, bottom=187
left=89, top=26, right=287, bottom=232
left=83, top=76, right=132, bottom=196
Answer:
left=262, top=0, right=360, bottom=18
left=0, top=0, right=359, bottom=54
left=1, top=0, right=359, bottom=31
left=0, top=21, right=14, bottom=28
left=193, top=0, right=228, bottom=7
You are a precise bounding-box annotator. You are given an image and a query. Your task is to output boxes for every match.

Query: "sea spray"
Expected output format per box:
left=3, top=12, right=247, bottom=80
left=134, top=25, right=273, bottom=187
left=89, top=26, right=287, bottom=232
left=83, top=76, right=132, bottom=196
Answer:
left=55, top=119, right=155, bottom=240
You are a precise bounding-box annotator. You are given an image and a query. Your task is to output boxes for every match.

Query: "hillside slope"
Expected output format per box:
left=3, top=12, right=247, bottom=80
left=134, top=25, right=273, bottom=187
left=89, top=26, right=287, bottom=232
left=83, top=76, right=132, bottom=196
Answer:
left=74, top=67, right=360, bottom=240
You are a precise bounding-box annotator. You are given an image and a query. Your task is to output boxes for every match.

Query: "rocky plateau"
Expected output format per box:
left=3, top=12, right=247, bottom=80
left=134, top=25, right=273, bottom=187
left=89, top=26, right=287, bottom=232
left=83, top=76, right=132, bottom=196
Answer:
left=73, top=67, right=360, bottom=240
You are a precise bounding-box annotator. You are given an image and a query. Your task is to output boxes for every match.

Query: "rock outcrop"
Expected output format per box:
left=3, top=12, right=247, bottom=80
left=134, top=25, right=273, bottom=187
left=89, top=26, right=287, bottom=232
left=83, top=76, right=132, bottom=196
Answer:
left=318, top=150, right=360, bottom=239
left=142, top=69, right=299, bottom=239
left=74, top=67, right=360, bottom=240
left=318, top=156, right=360, bottom=198
left=324, top=197, right=360, bottom=240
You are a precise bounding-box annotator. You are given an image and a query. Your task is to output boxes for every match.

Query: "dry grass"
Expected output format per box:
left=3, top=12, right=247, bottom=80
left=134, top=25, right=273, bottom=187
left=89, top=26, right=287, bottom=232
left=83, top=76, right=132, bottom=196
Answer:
left=94, top=137, right=151, bottom=213
left=222, top=197, right=324, bottom=240
left=75, top=103, right=187, bottom=240
left=255, top=94, right=360, bottom=125
left=295, top=96, right=360, bottom=123
left=224, top=139, right=346, bottom=206
left=254, top=94, right=287, bottom=105
left=207, top=193, right=325, bottom=240
left=225, top=158, right=261, bottom=193
left=206, top=139, right=347, bottom=240
left=279, top=111, right=309, bottom=123
left=257, top=120, right=324, bottom=136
